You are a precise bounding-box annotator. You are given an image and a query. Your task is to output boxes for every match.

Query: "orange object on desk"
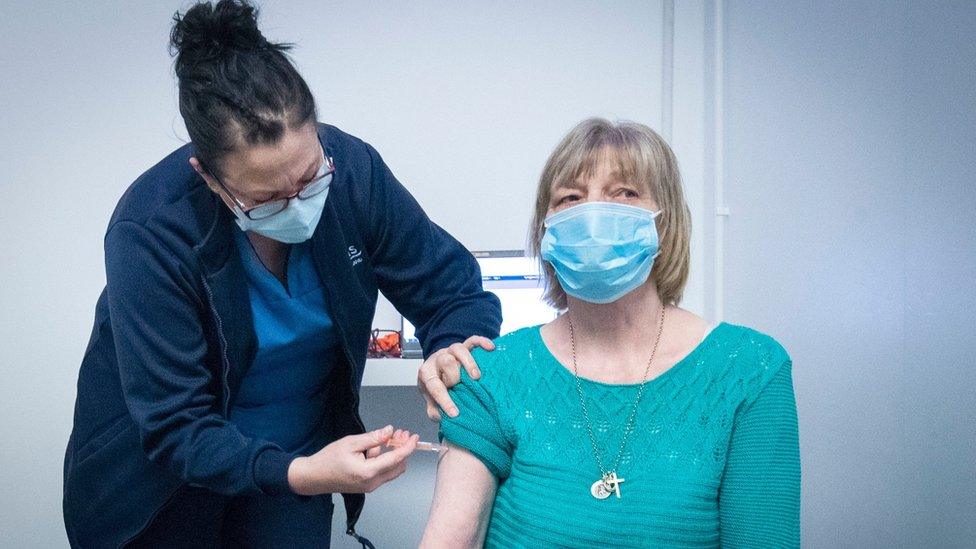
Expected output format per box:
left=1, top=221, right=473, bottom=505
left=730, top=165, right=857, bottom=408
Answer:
left=367, top=329, right=401, bottom=358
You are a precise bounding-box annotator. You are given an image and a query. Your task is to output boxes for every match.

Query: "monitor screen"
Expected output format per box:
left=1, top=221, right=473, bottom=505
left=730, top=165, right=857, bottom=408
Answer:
left=401, top=250, right=559, bottom=345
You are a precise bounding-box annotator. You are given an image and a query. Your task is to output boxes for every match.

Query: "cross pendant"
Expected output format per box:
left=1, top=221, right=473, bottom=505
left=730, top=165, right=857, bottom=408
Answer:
left=604, top=472, right=625, bottom=499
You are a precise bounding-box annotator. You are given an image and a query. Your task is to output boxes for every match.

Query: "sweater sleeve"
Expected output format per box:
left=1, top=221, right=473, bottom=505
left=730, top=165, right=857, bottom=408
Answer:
left=718, top=359, right=801, bottom=548
left=438, top=350, right=513, bottom=479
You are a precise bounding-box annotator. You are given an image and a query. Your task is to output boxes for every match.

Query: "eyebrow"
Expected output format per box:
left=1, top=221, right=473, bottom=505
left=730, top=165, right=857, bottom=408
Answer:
left=273, top=151, right=322, bottom=193
left=300, top=154, right=321, bottom=182
left=553, top=179, right=585, bottom=191
left=242, top=156, right=320, bottom=204
left=250, top=189, right=278, bottom=203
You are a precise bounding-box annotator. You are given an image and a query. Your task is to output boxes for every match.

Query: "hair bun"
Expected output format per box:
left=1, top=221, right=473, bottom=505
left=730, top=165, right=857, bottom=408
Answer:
left=171, top=0, right=268, bottom=70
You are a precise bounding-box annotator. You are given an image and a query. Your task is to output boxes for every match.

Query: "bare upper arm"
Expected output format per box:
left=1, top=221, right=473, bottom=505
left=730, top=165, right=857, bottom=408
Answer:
left=421, top=441, right=498, bottom=549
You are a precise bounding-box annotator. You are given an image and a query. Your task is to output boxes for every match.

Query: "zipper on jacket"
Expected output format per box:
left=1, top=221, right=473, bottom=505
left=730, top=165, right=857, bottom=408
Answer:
left=201, top=277, right=232, bottom=416
left=313, top=267, right=367, bottom=433
left=316, top=275, right=372, bottom=544
left=334, top=324, right=367, bottom=434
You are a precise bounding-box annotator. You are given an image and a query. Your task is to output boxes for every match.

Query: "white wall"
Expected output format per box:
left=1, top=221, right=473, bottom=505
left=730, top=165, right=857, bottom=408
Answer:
left=1, top=3, right=186, bottom=547
left=898, top=2, right=975, bottom=545
left=720, top=1, right=975, bottom=547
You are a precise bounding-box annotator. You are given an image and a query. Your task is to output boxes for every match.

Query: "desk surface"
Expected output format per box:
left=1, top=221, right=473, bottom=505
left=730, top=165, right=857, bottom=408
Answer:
left=362, top=358, right=423, bottom=386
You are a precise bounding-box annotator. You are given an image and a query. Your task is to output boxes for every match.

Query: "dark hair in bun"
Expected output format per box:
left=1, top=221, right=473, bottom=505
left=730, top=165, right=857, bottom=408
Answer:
left=170, top=0, right=316, bottom=175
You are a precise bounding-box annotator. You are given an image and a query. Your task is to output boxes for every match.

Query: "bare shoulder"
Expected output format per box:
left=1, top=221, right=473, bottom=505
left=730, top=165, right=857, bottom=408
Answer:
left=661, top=306, right=712, bottom=357
left=666, top=306, right=711, bottom=335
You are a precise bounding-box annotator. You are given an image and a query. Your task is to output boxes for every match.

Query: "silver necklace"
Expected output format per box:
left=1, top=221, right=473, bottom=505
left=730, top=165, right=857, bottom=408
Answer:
left=568, top=306, right=666, bottom=500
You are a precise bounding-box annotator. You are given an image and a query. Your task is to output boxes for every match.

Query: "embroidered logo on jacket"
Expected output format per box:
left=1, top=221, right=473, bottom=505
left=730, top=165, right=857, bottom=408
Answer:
left=348, top=245, right=364, bottom=266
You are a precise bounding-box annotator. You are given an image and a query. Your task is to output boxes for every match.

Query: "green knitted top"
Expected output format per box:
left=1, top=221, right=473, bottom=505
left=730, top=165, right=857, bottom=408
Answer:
left=440, top=322, right=800, bottom=548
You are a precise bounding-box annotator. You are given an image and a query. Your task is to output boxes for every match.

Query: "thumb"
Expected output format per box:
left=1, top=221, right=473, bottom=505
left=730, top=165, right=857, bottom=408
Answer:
left=344, top=425, right=395, bottom=452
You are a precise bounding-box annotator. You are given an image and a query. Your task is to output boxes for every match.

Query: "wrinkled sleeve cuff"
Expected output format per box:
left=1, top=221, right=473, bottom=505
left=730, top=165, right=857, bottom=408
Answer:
left=253, top=446, right=297, bottom=496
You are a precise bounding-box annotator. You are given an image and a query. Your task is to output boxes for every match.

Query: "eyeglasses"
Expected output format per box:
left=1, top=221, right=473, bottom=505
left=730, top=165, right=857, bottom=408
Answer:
left=209, top=155, right=335, bottom=220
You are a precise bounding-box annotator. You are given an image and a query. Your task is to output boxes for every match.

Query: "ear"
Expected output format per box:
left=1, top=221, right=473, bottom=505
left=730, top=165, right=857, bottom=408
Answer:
left=190, top=157, right=233, bottom=210
left=189, top=156, right=208, bottom=179
left=190, top=157, right=218, bottom=190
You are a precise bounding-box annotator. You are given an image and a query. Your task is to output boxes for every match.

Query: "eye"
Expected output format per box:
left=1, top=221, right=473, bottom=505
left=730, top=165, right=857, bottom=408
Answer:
left=618, top=188, right=640, bottom=198
left=557, top=194, right=581, bottom=205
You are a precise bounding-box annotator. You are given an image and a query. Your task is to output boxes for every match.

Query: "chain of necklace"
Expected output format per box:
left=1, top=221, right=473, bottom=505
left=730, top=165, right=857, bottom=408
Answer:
left=568, top=305, right=666, bottom=485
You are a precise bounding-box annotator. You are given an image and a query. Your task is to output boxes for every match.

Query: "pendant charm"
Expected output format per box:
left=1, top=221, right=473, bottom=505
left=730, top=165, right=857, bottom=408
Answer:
left=590, top=472, right=625, bottom=500
left=590, top=478, right=612, bottom=499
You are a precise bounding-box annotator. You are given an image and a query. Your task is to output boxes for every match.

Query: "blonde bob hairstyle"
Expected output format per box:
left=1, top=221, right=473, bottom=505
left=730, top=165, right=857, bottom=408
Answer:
left=528, top=118, right=691, bottom=310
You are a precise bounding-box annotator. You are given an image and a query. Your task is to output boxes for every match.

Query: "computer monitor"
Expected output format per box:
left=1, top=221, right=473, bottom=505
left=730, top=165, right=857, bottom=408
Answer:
left=400, top=250, right=559, bottom=357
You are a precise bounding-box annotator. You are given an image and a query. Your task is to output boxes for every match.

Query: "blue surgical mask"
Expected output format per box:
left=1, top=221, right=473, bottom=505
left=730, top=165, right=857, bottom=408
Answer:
left=541, top=202, right=662, bottom=304
left=232, top=166, right=331, bottom=244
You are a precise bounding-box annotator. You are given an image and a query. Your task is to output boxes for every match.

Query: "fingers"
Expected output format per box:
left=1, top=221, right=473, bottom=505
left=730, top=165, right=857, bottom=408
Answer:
left=442, top=347, right=466, bottom=386
left=373, top=460, right=408, bottom=489
left=418, top=352, right=460, bottom=418
left=425, top=401, right=441, bottom=422
left=367, top=433, right=419, bottom=476
left=452, top=336, right=495, bottom=380
left=369, top=428, right=407, bottom=457
left=425, top=375, right=457, bottom=418
left=418, top=360, right=443, bottom=388
left=362, top=457, right=408, bottom=493
left=463, top=335, right=496, bottom=352
left=435, top=351, right=462, bottom=386
left=345, top=425, right=394, bottom=452
left=385, top=429, right=410, bottom=448
left=418, top=363, right=443, bottom=421
left=417, top=337, right=495, bottom=420
left=353, top=431, right=416, bottom=493
left=449, top=342, right=480, bottom=381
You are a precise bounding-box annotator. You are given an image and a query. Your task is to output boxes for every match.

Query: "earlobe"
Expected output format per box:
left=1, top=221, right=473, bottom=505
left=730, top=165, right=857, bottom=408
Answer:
left=190, top=157, right=230, bottom=207
left=188, top=157, right=206, bottom=177
left=189, top=157, right=218, bottom=192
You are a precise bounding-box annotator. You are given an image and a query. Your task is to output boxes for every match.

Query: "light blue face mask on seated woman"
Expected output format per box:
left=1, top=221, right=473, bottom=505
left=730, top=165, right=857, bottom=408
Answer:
left=541, top=202, right=662, bottom=304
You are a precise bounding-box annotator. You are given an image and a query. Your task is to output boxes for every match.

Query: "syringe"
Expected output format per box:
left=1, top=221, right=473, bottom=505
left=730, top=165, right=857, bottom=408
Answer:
left=385, top=438, right=447, bottom=453
left=413, top=441, right=447, bottom=453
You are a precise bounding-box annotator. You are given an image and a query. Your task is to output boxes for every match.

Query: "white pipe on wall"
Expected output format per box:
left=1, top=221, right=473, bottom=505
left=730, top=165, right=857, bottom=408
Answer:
left=712, top=0, right=727, bottom=322
left=661, top=0, right=675, bottom=142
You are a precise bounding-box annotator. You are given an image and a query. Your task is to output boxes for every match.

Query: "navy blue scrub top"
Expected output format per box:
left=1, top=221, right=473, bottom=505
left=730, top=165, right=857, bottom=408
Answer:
left=229, top=229, right=339, bottom=454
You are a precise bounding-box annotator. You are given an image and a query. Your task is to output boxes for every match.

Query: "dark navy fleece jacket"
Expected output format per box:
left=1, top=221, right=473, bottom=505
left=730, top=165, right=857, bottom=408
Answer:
left=63, top=123, right=501, bottom=547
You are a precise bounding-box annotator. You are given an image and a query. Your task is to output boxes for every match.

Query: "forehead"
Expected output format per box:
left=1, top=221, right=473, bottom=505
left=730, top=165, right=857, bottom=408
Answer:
left=552, top=145, right=639, bottom=189
left=220, top=124, right=321, bottom=189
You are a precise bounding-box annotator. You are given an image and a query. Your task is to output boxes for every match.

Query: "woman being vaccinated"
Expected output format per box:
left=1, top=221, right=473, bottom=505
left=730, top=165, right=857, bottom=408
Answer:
left=423, top=118, right=800, bottom=548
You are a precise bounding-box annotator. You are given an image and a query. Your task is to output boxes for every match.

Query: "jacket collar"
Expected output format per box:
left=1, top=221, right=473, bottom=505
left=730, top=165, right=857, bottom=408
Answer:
left=193, top=193, right=236, bottom=276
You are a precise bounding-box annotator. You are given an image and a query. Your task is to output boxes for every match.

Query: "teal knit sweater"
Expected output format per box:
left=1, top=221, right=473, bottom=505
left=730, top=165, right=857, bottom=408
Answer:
left=440, top=323, right=800, bottom=548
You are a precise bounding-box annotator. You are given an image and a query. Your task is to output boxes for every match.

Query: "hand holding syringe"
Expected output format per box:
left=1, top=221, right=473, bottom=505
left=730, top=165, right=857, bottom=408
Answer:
left=385, top=429, right=447, bottom=454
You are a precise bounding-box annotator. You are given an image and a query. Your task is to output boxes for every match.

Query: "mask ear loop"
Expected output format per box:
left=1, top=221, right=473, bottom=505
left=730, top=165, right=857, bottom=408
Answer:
left=651, top=209, right=664, bottom=260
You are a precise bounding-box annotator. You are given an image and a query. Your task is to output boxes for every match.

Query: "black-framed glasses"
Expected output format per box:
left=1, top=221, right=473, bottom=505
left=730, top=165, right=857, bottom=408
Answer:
left=209, top=155, right=335, bottom=221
